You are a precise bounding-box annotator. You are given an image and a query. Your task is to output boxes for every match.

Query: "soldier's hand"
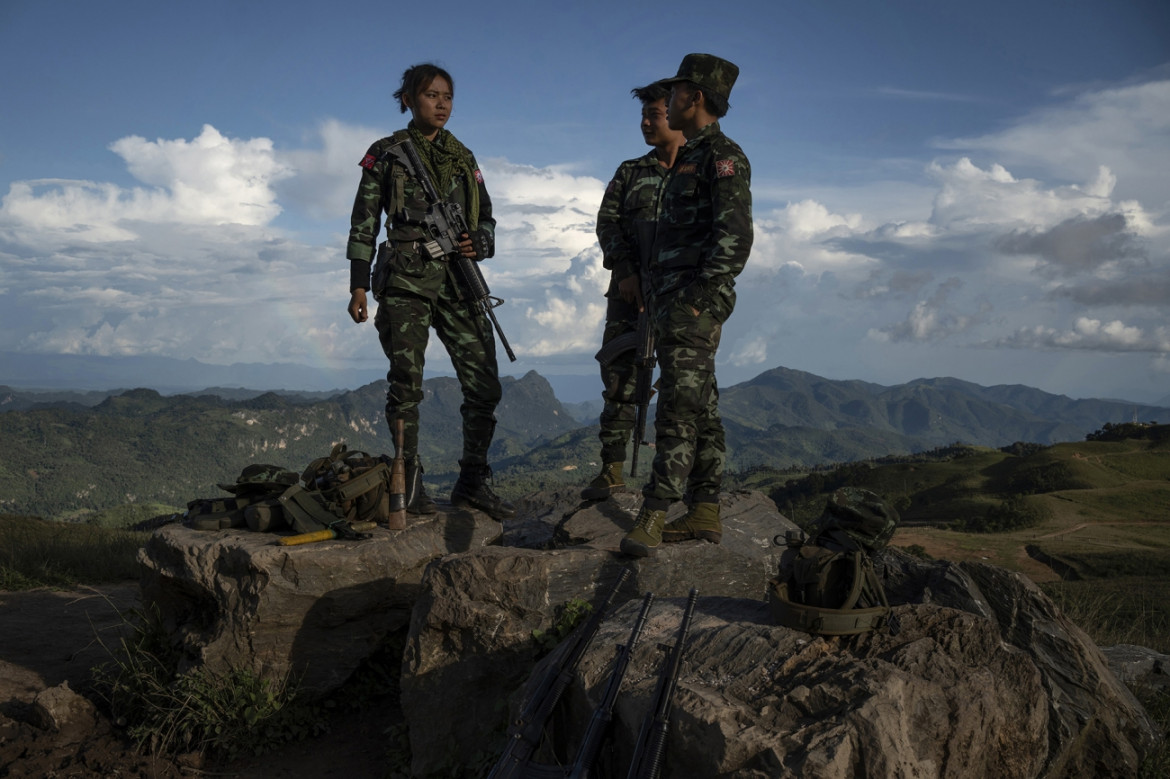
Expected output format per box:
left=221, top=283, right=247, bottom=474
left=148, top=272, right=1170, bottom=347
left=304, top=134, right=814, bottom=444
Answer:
left=348, top=289, right=369, bottom=323
left=459, top=229, right=494, bottom=260
left=618, top=275, right=643, bottom=311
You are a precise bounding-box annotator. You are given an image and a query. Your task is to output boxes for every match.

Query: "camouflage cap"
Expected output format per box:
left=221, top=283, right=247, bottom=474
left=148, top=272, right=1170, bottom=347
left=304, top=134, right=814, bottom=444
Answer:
left=658, top=53, right=740, bottom=103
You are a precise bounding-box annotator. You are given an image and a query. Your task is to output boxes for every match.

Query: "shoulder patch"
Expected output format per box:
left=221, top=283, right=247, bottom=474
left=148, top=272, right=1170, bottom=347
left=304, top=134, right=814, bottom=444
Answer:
left=360, top=153, right=378, bottom=170
left=715, top=159, right=736, bottom=178
left=474, top=169, right=484, bottom=184
left=606, top=179, right=618, bottom=194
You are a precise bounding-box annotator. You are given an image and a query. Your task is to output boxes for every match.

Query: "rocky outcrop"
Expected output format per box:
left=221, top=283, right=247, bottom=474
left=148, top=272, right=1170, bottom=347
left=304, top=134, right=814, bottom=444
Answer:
left=402, top=491, right=1157, bottom=778
left=138, top=504, right=501, bottom=697
left=137, top=487, right=1158, bottom=777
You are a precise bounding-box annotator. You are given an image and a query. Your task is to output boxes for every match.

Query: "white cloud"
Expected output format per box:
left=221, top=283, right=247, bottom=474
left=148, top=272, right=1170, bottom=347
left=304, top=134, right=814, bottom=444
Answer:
left=0, top=125, right=291, bottom=246
left=927, top=157, right=1115, bottom=231
left=997, top=317, right=1169, bottom=353
left=938, top=78, right=1170, bottom=205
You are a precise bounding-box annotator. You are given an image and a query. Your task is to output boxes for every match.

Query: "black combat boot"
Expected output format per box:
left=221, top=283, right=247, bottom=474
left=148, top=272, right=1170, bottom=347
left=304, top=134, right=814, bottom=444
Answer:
left=405, top=456, right=437, bottom=515
left=450, top=463, right=516, bottom=521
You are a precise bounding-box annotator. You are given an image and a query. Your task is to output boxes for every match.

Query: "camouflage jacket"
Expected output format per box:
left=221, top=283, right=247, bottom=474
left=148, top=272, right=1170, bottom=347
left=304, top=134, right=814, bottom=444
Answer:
left=346, top=128, right=495, bottom=299
left=649, top=121, right=751, bottom=322
left=596, top=151, right=670, bottom=298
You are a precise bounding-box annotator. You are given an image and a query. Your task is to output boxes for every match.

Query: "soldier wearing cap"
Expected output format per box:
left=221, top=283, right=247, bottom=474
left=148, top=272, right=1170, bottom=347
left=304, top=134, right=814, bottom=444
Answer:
left=621, top=53, right=753, bottom=558
left=582, top=81, right=686, bottom=501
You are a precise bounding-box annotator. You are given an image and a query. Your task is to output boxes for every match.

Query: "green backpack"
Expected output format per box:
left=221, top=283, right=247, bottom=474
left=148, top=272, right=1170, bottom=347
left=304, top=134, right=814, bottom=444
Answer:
left=188, top=446, right=393, bottom=535
left=187, top=464, right=300, bottom=531
left=768, top=487, right=900, bottom=636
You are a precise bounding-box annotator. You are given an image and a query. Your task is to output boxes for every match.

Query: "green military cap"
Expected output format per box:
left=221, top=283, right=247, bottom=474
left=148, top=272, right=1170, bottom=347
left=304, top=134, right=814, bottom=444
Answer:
left=658, top=53, right=739, bottom=103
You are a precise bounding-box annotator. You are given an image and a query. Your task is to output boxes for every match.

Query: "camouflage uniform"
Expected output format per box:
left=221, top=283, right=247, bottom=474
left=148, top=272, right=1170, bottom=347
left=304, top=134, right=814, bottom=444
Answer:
left=594, top=152, right=669, bottom=464
left=642, top=122, right=752, bottom=507
left=346, top=128, right=500, bottom=469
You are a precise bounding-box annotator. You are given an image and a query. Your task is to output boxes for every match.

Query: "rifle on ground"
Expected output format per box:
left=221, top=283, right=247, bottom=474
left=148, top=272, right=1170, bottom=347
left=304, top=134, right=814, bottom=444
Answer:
left=388, top=137, right=517, bottom=362
left=488, top=567, right=632, bottom=779
left=626, top=588, right=698, bottom=779
left=593, top=309, right=656, bottom=476
left=567, top=592, right=655, bottom=779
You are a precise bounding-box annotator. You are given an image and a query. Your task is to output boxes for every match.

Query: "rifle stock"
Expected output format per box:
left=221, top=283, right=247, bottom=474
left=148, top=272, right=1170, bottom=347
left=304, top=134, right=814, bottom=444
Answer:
left=487, top=567, right=632, bottom=779
left=626, top=589, right=698, bottom=779
left=390, top=138, right=517, bottom=362
left=568, top=592, right=655, bottom=779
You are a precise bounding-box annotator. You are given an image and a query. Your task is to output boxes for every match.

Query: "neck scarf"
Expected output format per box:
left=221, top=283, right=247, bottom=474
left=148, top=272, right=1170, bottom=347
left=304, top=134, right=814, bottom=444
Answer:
left=408, top=125, right=480, bottom=229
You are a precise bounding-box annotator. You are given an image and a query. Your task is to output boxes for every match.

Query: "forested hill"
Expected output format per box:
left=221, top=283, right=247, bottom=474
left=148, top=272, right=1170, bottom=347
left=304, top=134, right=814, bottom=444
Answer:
left=1, top=366, right=1166, bottom=520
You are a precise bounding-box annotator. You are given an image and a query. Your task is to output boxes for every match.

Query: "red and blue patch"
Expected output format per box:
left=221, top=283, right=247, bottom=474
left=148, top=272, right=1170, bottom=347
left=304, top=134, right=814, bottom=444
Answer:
left=359, top=153, right=378, bottom=170
left=474, top=169, right=484, bottom=183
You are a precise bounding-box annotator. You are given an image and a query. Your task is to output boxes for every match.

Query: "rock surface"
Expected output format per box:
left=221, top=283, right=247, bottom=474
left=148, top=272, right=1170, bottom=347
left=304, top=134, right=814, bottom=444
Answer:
left=136, top=487, right=1159, bottom=777
left=403, top=491, right=1156, bottom=778
left=138, top=502, right=501, bottom=697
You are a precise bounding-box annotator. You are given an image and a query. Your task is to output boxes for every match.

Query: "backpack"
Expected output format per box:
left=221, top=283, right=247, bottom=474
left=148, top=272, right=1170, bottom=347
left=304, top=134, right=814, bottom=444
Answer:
left=294, top=443, right=394, bottom=528
left=768, top=487, right=900, bottom=636
left=188, top=446, right=394, bottom=534
left=187, top=464, right=300, bottom=531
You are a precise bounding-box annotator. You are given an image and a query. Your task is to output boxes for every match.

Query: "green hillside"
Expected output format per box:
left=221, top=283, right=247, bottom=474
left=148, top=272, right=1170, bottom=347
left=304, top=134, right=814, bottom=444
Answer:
left=760, top=424, right=1170, bottom=652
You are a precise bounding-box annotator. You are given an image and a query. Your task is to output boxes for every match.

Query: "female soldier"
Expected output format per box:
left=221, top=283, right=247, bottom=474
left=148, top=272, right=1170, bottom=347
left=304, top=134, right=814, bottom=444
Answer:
left=345, top=63, right=514, bottom=521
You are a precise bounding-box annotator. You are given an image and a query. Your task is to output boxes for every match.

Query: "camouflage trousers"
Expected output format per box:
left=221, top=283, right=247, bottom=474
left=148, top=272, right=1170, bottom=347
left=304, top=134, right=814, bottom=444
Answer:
left=374, top=286, right=501, bottom=466
left=596, top=297, right=640, bottom=463
left=642, top=295, right=725, bottom=506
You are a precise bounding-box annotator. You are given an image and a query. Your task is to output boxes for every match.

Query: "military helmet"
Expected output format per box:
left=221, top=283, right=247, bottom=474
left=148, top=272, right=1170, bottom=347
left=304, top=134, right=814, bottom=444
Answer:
left=658, top=53, right=739, bottom=104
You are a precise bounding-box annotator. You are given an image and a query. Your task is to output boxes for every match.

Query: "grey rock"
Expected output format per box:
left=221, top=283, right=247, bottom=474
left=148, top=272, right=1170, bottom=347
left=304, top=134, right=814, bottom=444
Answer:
left=1102, top=643, right=1170, bottom=690
left=138, top=504, right=501, bottom=697
left=402, top=490, right=797, bottom=775
left=30, top=682, right=98, bottom=738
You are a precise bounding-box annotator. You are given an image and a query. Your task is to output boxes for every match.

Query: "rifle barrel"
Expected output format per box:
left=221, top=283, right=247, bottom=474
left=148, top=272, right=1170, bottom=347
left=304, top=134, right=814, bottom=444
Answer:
left=626, top=588, right=698, bottom=779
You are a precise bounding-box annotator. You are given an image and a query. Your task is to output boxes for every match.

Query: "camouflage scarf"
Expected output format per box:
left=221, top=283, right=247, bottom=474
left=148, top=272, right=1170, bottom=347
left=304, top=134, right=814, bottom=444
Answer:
left=408, top=125, right=481, bottom=229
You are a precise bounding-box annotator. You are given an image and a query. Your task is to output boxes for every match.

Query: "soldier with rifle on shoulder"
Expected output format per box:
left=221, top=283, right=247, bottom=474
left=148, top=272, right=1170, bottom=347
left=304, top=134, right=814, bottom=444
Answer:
left=346, top=62, right=515, bottom=522
left=584, top=81, right=686, bottom=501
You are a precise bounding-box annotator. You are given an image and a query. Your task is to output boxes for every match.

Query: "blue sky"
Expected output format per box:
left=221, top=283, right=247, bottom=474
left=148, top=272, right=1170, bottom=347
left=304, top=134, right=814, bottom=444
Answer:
left=1, top=0, right=1168, bottom=403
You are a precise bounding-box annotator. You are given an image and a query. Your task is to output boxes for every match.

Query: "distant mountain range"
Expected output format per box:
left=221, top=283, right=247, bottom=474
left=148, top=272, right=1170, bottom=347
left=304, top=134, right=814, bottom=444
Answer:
left=3, top=361, right=1168, bottom=521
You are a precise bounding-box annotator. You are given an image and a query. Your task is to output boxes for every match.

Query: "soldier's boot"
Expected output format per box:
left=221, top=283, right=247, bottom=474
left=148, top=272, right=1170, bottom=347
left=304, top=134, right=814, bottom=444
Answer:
left=662, top=501, right=722, bottom=544
left=620, top=504, right=667, bottom=558
left=405, top=456, right=437, bottom=516
left=580, top=461, right=626, bottom=501
left=451, top=463, right=516, bottom=521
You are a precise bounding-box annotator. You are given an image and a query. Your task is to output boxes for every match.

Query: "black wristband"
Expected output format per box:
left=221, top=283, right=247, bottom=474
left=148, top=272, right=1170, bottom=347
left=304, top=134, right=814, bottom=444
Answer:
left=350, top=259, right=371, bottom=291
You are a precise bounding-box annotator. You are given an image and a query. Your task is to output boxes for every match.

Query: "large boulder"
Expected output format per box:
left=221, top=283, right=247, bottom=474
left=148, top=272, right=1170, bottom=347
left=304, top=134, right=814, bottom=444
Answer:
left=401, top=492, right=1157, bottom=777
left=138, top=505, right=501, bottom=697
left=401, top=489, right=798, bottom=775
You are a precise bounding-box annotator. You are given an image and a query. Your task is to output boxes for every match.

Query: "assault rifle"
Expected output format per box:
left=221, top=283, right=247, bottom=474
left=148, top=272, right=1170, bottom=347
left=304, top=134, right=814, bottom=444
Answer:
left=388, top=137, right=517, bottom=362
left=568, top=592, right=655, bottom=779
left=593, top=309, right=656, bottom=476
left=626, top=588, right=698, bottom=779
left=488, top=567, right=632, bottom=779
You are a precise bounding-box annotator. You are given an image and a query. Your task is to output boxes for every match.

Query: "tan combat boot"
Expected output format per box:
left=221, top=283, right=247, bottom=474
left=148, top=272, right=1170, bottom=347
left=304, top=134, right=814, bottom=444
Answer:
left=581, top=461, right=625, bottom=501
left=662, top=501, right=722, bottom=544
left=620, top=504, right=666, bottom=557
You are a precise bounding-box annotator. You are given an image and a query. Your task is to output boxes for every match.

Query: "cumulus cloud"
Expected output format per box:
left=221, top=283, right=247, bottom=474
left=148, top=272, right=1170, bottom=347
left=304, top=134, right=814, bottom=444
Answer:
left=1, top=70, right=1167, bottom=401
left=996, top=212, right=1146, bottom=278
left=938, top=77, right=1170, bottom=204
left=927, top=157, right=1115, bottom=231
left=997, top=317, right=1170, bottom=353
left=868, top=278, right=992, bottom=343
left=1, top=125, right=291, bottom=247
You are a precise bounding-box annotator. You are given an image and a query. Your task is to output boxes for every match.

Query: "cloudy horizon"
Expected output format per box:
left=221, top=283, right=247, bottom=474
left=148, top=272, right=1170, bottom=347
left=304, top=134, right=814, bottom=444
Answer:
left=1, top=1, right=1167, bottom=403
